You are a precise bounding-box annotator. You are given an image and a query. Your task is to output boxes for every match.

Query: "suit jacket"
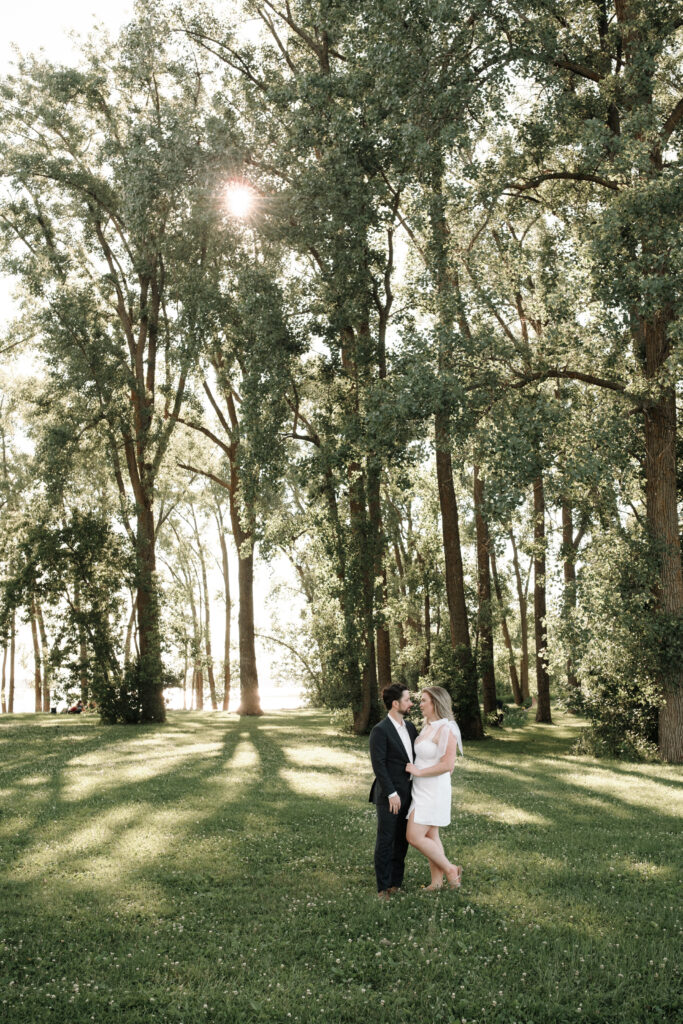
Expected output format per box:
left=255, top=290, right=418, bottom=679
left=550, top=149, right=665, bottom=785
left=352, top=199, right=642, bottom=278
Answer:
left=368, top=715, right=418, bottom=805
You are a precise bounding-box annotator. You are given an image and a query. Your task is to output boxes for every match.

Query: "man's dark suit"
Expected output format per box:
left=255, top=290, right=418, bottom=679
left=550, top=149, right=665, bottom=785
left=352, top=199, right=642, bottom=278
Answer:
left=369, top=715, right=418, bottom=892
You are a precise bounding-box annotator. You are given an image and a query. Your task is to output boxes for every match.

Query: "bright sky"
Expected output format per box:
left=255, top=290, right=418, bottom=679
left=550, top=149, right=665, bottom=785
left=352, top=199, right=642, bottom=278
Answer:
left=1, top=1, right=136, bottom=343
left=2, top=1, right=135, bottom=70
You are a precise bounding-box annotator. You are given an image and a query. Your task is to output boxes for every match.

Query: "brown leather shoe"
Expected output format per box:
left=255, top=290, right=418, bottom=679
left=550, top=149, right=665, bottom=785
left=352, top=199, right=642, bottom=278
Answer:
left=377, top=890, right=391, bottom=901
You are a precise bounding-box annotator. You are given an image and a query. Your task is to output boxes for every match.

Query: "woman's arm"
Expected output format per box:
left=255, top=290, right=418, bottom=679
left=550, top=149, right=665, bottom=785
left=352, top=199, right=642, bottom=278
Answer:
left=406, top=733, right=458, bottom=777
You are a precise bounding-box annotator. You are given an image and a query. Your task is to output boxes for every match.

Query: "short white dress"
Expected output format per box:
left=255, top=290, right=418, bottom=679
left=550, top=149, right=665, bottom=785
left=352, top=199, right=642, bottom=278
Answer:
left=407, top=719, right=463, bottom=827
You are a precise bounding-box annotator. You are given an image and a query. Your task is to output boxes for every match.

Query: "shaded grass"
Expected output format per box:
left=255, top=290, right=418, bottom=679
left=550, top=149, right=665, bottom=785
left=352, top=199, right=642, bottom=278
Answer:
left=0, top=708, right=681, bottom=1024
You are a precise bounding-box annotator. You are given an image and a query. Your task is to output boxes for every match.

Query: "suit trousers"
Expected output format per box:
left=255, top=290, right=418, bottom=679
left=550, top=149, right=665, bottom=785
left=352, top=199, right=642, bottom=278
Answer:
left=374, top=797, right=409, bottom=892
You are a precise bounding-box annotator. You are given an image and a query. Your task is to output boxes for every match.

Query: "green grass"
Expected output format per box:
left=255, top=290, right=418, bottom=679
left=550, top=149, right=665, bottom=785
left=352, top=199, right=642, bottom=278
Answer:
left=0, top=708, right=680, bottom=1024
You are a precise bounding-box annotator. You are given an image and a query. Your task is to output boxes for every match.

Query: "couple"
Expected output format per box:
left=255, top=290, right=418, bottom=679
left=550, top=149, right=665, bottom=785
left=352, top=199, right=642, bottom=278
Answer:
left=369, top=683, right=463, bottom=899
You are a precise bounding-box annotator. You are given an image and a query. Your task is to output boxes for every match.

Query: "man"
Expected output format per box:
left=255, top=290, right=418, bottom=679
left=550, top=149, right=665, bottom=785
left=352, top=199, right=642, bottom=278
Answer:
left=369, top=684, right=417, bottom=900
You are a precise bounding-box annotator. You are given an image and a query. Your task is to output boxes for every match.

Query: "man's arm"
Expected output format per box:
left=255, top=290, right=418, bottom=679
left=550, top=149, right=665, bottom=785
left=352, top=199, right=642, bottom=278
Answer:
left=369, top=725, right=400, bottom=809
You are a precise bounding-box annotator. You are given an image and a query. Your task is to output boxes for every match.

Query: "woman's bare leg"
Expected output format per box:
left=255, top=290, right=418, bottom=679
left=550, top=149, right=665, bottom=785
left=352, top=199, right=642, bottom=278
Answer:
left=407, top=821, right=459, bottom=886
left=425, top=827, right=445, bottom=888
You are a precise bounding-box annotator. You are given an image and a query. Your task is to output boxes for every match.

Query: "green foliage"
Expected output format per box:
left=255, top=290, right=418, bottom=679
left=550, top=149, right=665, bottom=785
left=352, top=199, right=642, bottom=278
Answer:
left=567, top=526, right=673, bottom=759
left=428, top=631, right=481, bottom=729
left=94, top=656, right=179, bottom=725
left=1, top=0, right=681, bottom=755
left=92, top=656, right=147, bottom=725
left=2, top=509, right=132, bottom=687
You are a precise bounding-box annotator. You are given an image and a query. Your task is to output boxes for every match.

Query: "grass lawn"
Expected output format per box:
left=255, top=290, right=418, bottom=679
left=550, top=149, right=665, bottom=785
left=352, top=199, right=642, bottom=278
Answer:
left=0, top=708, right=680, bottom=1024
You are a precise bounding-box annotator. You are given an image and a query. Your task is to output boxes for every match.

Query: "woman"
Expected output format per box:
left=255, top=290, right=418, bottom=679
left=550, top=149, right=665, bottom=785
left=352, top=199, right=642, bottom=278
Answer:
left=405, top=686, right=463, bottom=890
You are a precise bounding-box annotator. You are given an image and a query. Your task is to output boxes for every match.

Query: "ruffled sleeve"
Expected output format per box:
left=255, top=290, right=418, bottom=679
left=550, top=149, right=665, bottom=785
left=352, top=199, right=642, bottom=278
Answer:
left=434, top=718, right=464, bottom=759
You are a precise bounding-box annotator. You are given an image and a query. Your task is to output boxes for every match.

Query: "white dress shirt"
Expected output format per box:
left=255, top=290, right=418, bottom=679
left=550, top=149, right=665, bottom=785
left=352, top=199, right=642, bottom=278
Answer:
left=387, top=714, right=413, bottom=799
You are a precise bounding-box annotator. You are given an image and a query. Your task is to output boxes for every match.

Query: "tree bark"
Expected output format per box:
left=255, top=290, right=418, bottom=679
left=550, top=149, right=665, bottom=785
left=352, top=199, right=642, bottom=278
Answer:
left=435, top=417, right=484, bottom=739
left=216, top=508, right=232, bottom=712
left=182, top=642, right=188, bottom=711
left=533, top=475, right=552, bottom=723
left=36, top=602, right=51, bottom=712
left=8, top=611, right=15, bottom=714
left=75, top=580, right=90, bottom=701
left=184, top=562, right=201, bottom=711
left=196, top=528, right=217, bottom=711
left=30, top=598, right=42, bottom=713
left=348, top=457, right=378, bottom=734
left=219, top=384, right=261, bottom=716
left=643, top=380, right=683, bottom=761
left=490, top=547, right=523, bottom=705
left=1, top=643, right=6, bottom=714
left=123, top=594, right=137, bottom=667
left=367, top=459, right=392, bottom=691
left=136, top=501, right=165, bottom=721
left=510, top=529, right=531, bottom=700
left=474, top=467, right=497, bottom=716
left=194, top=665, right=204, bottom=712
left=420, top=587, right=431, bottom=677
left=561, top=501, right=580, bottom=689
left=234, top=545, right=261, bottom=715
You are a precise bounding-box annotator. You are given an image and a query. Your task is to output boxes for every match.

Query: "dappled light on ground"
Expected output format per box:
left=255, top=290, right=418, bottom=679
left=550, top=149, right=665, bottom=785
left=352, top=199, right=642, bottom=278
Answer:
left=0, top=709, right=680, bottom=1024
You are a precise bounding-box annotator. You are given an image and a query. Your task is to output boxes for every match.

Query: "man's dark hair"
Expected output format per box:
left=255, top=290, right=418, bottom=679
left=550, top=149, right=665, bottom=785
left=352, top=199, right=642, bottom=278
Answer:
left=382, top=683, right=407, bottom=711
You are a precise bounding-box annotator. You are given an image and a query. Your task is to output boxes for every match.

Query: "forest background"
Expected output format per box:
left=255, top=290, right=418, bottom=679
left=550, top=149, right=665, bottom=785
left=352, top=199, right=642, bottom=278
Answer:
left=0, top=0, right=681, bottom=763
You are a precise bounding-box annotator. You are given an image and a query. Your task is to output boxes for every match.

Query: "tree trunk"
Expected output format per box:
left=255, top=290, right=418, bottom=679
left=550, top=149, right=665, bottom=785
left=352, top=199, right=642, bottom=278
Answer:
left=217, top=511, right=232, bottom=712
left=123, top=594, right=137, bottom=667
left=533, top=475, right=552, bottom=723
left=185, top=565, right=201, bottom=711
left=367, top=459, right=392, bottom=691
left=435, top=416, right=484, bottom=739
left=196, top=582, right=205, bottom=711
left=216, top=391, right=262, bottom=718
left=1, top=643, right=6, bottom=714
left=36, top=602, right=51, bottom=712
left=474, top=467, right=497, bottom=716
left=75, top=580, right=90, bottom=701
left=195, top=665, right=204, bottom=712
left=8, top=611, right=15, bottom=714
left=561, top=501, right=579, bottom=689
left=510, top=529, right=530, bottom=700
left=348, top=458, right=378, bottom=734
left=136, top=502, right=165, bottom=722
left=643, top=379, right=683, bottom=761
left=30, top=598, right=42, bottom=713
left=490, top=547, right=523, bottom=705
left=391, top=537, right=411, bottom=653
left=196, top=531, right=218, bottom=711
left=182, top=643, right=188, bottom=711
left=235, top=545, right=262, bottom=715
left=420, top=587, right=431, bottom=677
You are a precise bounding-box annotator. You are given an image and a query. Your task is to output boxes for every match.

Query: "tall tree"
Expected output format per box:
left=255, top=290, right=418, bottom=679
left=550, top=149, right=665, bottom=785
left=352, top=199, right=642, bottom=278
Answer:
left=496, top=0, right=683, bottom=759
left=0, top=15, right=214, bottom=721
left=473, top=467, right=497, bottom=717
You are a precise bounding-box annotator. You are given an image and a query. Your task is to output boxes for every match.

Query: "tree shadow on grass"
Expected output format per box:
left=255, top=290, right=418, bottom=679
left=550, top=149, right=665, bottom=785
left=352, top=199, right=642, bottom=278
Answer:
left=1, top=709, right=681, bottom=1024
left=1, top=711, right=355, bottom=913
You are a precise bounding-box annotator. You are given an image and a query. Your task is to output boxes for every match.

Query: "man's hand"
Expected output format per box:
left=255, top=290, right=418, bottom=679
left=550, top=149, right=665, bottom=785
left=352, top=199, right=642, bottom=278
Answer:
left=388, top=794, right=401, bottom=814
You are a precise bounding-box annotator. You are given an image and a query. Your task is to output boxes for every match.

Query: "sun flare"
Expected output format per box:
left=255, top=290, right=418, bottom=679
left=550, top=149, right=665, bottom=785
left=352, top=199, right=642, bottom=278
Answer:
left=224, top=182, right=255, bottom=218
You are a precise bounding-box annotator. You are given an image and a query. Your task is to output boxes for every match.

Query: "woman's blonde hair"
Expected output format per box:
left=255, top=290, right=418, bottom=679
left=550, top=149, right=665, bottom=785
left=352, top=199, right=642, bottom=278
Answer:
left=422, top=686, right=454, bottom=722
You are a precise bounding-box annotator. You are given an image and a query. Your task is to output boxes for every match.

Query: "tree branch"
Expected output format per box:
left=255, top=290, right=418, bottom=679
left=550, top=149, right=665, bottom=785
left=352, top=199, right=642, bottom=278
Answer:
left=509, top=171, right=620, bottom=193
left=661, top=95, right=683, bottom=145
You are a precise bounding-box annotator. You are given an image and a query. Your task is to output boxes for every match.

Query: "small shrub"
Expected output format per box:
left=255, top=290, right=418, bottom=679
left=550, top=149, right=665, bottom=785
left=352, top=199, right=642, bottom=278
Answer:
left=572, top=726, right=661, bottom=763
left=329, top=707, right=355, bottom=735
left=92, top=659, right=146, bottom=724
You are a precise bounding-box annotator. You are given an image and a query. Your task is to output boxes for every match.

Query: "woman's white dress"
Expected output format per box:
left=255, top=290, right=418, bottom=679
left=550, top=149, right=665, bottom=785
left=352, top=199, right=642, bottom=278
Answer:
left=407, top=719, right=463, bottom=827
